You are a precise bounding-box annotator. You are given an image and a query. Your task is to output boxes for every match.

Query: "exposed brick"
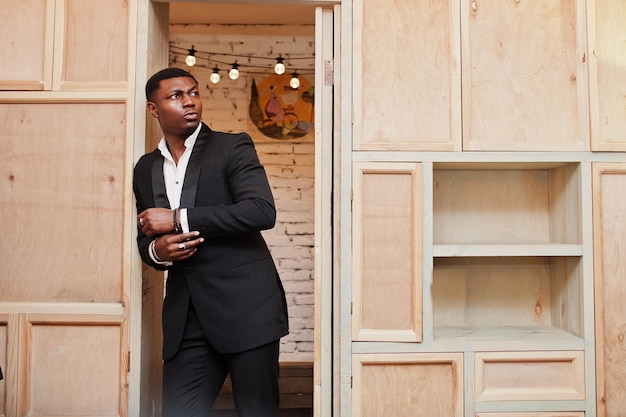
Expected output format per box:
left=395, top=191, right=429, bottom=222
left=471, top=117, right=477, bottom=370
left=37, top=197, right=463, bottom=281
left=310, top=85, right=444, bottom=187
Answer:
left=171, top=25, right=315, bottom=358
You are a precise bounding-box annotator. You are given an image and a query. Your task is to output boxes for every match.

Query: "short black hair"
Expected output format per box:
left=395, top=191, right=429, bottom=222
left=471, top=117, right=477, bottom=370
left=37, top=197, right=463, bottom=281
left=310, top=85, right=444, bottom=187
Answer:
left=145, top=67, right=199, bottom=101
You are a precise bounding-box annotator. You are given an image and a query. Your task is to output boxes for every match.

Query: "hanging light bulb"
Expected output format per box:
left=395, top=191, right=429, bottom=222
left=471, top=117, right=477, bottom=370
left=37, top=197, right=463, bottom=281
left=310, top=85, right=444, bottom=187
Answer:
left=229, top=62, right=240, bottom=80
left=210, top=66, right=221, bottom=84
left=289, top=71, right=300, bottom=89
left=185, top=45, right=197, bottom=66
left=274, top=54, right=286, bottom=75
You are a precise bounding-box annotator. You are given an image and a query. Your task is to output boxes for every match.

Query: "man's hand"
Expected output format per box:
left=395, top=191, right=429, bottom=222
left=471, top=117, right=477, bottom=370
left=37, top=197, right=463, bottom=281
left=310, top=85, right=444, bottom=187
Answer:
left=138, top=208, right=176, bottom=237
left=154, top=231, right=204, bottom=262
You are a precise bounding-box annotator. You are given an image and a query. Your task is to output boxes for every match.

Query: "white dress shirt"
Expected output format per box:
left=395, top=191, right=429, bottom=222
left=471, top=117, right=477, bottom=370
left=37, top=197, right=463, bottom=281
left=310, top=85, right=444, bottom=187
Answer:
left=148, top=124, right=202, bottom=265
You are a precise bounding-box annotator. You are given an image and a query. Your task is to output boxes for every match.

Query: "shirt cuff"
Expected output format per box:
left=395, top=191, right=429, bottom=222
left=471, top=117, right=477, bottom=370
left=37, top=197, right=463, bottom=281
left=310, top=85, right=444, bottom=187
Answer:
left=180, top=208, right=190, bottom=233
left=149, top=239, right=173, bottom=267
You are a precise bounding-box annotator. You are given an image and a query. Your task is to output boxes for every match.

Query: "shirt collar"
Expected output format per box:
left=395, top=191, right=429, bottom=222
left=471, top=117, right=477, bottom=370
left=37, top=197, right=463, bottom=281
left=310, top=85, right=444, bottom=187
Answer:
left=157, top=123, right=202, bottom=161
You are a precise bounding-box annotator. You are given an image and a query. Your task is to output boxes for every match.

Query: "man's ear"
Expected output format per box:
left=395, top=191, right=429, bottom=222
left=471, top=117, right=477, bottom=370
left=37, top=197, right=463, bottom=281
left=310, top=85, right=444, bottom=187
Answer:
left=147, top=102, right=159, bottom=118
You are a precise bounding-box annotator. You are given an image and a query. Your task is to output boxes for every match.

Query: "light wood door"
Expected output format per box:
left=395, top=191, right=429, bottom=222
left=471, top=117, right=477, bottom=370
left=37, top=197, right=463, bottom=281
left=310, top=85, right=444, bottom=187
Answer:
left=313, top=5, right=338, bottom=417
left=0, top=0, right=54, bottom=90
left=350, top=162, right=426, bottom=412
left=352, top=0, right=461, bottom=151
left=0, top=0, right=141, bottom=415
left=588, top=0, right=626, bottom=151
left=461, top=0, right=589, bottom=151
left=352, top=162, right=423, bottom=343
left=593, top=163, right=626, bottom=417
left=352, top=353, right=463, bottom=417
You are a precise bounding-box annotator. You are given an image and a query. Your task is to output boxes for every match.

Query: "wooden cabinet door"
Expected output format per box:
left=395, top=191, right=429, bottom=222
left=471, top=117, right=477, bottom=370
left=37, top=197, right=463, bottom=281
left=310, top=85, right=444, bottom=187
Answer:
left=0, top=0, right=54, bottom=90
left=0, top=101, right=129, bottom=417
left=352, top=163, right=423, bottom=343
left=352, top=0, right=461, bottom=151
left=0, top=0, right=137, bottom=415
left=588, top=0, right=626, bottom=151
left=0, top=0, right=129, bottom=91
left=593, top=163, right=626, bottom=417
left=55, top=0, right=129, bottom=90
left=352, top=353, right=463, bottom=417
left=461, top=0, right=589, bottom=151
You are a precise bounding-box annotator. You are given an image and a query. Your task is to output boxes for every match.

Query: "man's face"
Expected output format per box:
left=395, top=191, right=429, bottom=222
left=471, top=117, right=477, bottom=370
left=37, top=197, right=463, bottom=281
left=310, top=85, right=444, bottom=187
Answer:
left=148, top=76, right=203, bottom=139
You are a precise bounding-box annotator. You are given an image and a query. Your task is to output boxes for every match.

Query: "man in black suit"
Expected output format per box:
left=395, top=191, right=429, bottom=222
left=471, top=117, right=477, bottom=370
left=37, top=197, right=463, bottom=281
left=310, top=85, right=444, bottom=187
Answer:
left=133, top=67, right=289, bottom=417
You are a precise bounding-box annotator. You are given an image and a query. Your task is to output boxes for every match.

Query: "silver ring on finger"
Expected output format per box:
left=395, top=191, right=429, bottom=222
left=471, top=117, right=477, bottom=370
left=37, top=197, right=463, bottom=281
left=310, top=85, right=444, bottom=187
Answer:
left=139, top=218, right=144, bottom=226
left=178, top=243, right=186, bottom=251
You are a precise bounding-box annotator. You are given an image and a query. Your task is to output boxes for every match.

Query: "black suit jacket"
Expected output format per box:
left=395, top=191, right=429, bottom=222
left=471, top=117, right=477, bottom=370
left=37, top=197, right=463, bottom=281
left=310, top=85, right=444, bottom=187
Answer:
left=133, top=124, right=289, bottom=358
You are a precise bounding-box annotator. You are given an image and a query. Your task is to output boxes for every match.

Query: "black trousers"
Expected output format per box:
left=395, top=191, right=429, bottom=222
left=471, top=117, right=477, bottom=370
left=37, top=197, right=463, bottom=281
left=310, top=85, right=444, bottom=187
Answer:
left=162, top=305, right=280, bottom=417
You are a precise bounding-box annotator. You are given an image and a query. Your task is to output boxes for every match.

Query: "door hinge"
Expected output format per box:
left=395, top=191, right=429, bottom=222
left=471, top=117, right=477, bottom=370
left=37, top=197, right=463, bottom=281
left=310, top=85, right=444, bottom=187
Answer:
left=350, top=302, right=353, bottom=314
left=350, top=188, right=354, bottom=212
left=324, top=59, right=334, bottom=86
left=127, top=351, right=131, bottom=373
left=351, top=376, right=353, bottom=388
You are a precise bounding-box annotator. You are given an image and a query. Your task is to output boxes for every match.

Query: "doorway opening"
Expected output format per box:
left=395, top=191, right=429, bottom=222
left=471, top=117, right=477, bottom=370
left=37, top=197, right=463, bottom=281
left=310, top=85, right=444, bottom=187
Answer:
left=144, top=2, right=324, bottom=416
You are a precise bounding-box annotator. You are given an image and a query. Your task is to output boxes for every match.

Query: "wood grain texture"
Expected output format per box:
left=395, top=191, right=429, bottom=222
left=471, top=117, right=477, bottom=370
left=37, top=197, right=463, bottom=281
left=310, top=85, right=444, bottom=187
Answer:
left=60, top=0, right=129, bottom=87
left=27, top=321, right=123, bottom=415
left=354, top=0, right=460, bottom=150
left=0, top=0, right=50, bottom=90
left=475, top=351, right=585, bottom=401
left=0, top=103, right=126, bottom=303
left=462, top=0, right=587, bottom=150
left=588, top=0, right=626, bottom=150
left=594, top=165, right=626, bottom=417
left=352, top=353, right=463, bottom=417
left=352, top=163, right=422, bottom=342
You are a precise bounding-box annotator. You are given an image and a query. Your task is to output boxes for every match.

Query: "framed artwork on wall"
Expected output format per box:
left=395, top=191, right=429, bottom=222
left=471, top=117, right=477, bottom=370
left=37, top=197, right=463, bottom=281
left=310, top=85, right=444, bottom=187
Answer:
left=248, top=73, right=314, bottom=142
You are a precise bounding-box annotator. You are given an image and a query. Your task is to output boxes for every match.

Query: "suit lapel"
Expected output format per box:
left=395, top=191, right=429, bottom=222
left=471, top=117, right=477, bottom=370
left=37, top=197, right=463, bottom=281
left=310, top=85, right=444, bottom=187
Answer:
left=180, top=126, right=210, bottom=209
left=151, top=154, right=170, bottom=208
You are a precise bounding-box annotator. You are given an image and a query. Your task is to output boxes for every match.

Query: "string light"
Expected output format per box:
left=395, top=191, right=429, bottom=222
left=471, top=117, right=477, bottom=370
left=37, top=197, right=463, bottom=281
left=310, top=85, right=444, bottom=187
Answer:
left=185, top=45, right=197, bottom=66
left=274, top=54, right=285, bottom=75
left=209, top=66, right=221, bottom=84
left=229, top=62, right=240, bottom=80
left=290, top=71, right=301, bottom=89
left=169, top=45, right=315, bottom=84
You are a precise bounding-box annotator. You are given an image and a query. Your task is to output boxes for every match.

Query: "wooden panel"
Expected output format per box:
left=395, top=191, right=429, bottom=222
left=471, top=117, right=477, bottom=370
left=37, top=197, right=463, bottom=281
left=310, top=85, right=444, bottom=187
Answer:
left=462, top=0, right=588, bottom=150
left=0, top=0, right=53, bottom=90
left=352, top=353, right=464, bottom=417
left=548, top=163, right=582, bottom=244
left=477, top=413, right=584, bottom=417
left=353, top=0, right=461, bottom=151
left=434, top=169, right=551, bottom=244
left=588, top=0, right=626, bottom=150
left=0, top=103, right=126, bottom=303
left=475, top=351, right=585, bottom=401
left=57, top=0, right=129, bottom=88
left=22, top=318, right=124, bottom=416
left=593, top=164, right=626, bottom=417
left=352, top=163, right=422, bottom=342
left=433, top=257, right=553, bottom=328
left=550, top=257, right=584, bottom=337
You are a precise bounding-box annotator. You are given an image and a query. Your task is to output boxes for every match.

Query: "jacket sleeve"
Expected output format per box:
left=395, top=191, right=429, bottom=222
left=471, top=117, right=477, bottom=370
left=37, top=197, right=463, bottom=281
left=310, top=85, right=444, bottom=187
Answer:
left=187, top=133, right=276, bottom=238
left=133, top=155, right=170, bottom=271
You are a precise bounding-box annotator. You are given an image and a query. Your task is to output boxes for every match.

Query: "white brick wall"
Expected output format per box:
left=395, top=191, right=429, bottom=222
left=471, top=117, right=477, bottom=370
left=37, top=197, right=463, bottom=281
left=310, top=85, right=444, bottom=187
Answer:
left=170, top=24, right=316, bottom=361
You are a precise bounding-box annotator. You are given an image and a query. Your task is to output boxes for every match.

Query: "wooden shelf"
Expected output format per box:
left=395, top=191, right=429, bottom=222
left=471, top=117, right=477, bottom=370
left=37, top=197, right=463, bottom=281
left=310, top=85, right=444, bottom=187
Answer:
left=433, top=326, right=585, bottom=351
left=433, top=243, right=584, bottom=257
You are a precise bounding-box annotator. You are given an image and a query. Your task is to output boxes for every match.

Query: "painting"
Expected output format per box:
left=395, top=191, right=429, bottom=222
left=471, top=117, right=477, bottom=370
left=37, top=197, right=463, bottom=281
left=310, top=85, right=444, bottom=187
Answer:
left=248, top=73, right=314, bottom=141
